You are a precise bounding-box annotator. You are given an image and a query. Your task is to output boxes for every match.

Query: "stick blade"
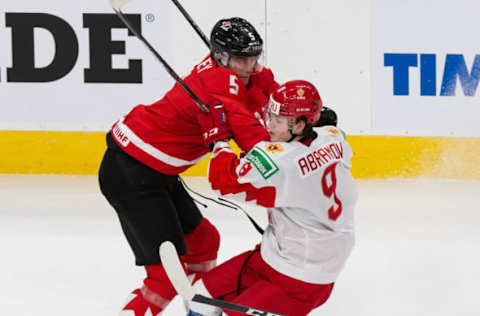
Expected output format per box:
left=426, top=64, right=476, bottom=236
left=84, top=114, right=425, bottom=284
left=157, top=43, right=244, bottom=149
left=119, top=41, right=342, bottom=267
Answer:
left=159, top=241, right=196, bottom=301
left=109, top=0, right=132, bottom=10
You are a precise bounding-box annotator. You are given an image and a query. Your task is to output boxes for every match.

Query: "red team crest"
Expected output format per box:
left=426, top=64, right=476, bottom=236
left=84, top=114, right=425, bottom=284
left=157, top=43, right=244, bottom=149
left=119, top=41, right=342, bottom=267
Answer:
left=220, top=21, right=232, bottom=31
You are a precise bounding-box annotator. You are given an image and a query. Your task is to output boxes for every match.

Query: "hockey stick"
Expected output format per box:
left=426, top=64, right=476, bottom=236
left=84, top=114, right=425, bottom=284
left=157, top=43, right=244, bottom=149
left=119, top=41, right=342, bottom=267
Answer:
left=178, top=177, right=264, bottom=235
left=170, top=0, right=210, bottom=48
left=109, top=0, right=209, bottom=112
left=159, top=241, right=286, bottom=316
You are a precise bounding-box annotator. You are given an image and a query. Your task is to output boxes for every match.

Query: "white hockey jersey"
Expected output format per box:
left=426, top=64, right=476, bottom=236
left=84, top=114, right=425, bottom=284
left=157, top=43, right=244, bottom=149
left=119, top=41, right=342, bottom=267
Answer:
left=208, top=126, right=357, bottom=284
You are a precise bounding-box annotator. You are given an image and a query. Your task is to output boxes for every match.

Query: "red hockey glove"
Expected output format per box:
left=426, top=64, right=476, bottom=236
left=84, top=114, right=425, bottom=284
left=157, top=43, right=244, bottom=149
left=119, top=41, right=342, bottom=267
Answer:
left=248, top=65, right=278, bottom=94
left=246, top=86, right=269, bottom=114
left=315, top=106, right=338, bottom=127
left=202, top=104, right=232, bottom=150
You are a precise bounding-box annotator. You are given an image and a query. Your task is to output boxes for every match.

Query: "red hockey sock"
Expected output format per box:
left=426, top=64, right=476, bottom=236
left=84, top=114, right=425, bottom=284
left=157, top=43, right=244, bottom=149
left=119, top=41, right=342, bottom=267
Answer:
left=120, top=288, right=164, bottom=316
left=121, top=219, right=220, bottom=315
left=120, top=264, right=179, bottom=316
left=182, top=218, right=220, bottom=273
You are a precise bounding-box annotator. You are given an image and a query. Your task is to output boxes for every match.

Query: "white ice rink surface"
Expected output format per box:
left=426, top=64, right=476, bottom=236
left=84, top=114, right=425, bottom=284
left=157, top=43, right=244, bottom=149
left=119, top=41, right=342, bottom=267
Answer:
left=1, top=175, right=479, bottom=316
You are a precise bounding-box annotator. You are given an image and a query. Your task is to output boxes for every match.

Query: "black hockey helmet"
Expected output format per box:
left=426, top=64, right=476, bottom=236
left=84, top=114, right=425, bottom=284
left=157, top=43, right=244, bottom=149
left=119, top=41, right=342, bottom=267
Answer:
left=210, top=17, right=263, bottom=66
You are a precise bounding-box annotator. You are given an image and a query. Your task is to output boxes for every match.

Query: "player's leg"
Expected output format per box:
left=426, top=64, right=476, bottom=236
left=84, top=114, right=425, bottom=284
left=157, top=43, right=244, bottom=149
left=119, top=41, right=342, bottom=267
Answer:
left=137, top=182, right=214, bottom=314
left=99, top=135, right=192, bottom=315
left=225, top=252, right=335, bottom=316
left=187, top=250, right=260, bottom=315
left=99, top=148, right=189, bottom=260
left=170, top=179, right=220, bottom=274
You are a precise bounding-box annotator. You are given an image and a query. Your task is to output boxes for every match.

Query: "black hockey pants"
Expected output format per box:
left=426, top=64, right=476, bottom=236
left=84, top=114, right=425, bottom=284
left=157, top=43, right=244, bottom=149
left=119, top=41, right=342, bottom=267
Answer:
left=98, top=132, right=203, bottom=265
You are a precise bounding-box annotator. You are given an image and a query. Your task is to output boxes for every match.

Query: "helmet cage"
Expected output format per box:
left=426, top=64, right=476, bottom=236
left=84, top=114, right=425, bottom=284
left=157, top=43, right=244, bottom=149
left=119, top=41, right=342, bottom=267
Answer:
left=266, top=95, right=303, bottom=136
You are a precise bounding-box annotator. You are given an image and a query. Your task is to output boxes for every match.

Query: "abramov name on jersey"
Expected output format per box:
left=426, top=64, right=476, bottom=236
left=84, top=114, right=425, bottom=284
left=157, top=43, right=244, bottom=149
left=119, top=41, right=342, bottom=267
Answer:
left=297, top=141, right=344, bottom=177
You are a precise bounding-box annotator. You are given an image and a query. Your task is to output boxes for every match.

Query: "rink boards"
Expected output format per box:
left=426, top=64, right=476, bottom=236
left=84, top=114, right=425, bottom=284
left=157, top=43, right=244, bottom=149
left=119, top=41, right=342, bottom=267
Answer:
left=1, top=131, right=479, bottom=179
left=2, top=1, right=480, bottom=179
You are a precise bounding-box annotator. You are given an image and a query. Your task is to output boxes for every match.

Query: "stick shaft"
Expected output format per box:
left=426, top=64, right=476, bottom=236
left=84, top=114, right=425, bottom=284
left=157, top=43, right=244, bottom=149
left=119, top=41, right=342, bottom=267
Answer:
left=113, top=9, right=209, bottom=112
left=193, top=294, right=285, bottom=316
left=160, top=241, right=286, bottom=316
left=170, top=0, right=210, bottom=48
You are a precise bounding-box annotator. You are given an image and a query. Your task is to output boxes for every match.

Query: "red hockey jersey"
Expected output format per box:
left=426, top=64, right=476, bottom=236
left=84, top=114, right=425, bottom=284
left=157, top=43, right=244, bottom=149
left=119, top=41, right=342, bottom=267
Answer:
left=110, top=56, right=274, bottom=175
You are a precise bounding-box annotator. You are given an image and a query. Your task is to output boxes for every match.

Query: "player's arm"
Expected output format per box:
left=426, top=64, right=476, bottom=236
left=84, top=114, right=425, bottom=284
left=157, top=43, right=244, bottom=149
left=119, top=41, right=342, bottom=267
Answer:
left=246, top=65, right=279, bottom=118
left=249, top=65, right=279, bottom=96
left=212, top=93, right=269, bottom=151
left=208, top=141, right=277, bottom=208
left=208, top=71, right=269, bottom=152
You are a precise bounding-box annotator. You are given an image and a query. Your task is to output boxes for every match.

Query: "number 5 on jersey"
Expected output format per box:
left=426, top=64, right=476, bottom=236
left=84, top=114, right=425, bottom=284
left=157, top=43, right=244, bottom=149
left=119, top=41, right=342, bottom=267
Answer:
left=229, top=75, right=239, bottom=95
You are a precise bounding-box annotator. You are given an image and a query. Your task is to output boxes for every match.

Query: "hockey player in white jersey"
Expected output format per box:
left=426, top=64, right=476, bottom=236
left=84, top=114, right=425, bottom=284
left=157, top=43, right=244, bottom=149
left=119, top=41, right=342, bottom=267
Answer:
left=183, top=80, right=358, bottom=316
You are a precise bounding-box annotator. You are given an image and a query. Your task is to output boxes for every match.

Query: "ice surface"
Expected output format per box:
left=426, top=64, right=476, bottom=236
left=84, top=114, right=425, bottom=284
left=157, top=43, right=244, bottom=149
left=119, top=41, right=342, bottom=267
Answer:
left=1, top=175, right=479, bottom=315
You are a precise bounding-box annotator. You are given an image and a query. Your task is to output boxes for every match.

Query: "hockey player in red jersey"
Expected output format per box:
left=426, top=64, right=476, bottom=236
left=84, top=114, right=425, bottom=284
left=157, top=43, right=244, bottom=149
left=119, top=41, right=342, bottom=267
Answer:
left=98, top=17, right=277, bottom=315
left=183, top=80, right=358, bottom=316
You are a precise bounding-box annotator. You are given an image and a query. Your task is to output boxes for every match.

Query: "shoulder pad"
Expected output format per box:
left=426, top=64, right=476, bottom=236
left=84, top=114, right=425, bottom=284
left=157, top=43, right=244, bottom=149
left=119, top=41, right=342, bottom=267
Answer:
left=315, top=126, right=346, bottom=140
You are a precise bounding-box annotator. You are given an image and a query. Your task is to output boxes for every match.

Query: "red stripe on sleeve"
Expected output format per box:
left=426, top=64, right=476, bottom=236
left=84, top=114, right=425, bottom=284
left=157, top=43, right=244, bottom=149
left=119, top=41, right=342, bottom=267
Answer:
left=209, top=148, right=276, bottom=208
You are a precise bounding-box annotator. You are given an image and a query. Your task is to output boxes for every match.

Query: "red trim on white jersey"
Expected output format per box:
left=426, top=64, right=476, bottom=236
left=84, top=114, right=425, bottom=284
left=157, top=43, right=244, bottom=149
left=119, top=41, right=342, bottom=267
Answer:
left=208, top=143, right=276, bottom=207
left=207, top=128, right=357, bottom=284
